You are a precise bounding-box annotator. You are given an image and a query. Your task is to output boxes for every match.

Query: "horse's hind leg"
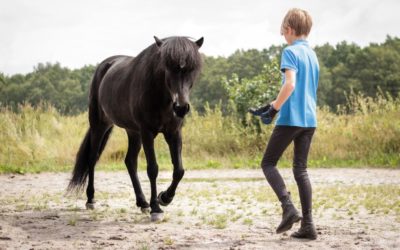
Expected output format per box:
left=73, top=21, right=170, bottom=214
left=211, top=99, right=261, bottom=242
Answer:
left=158, top=131, right=185, bottom=206
left=125, top=130, right=150, bottom=213
left=86, top=124, right=113, bottom=209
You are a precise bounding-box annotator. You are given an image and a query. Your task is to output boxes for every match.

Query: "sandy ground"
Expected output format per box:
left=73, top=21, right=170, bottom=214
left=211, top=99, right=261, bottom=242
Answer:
left=0, top=168, right=399, bottom=249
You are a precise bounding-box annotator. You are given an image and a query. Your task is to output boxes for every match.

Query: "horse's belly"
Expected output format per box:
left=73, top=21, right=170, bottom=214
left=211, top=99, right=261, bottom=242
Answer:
left=101, top=107, right=140, bottom=131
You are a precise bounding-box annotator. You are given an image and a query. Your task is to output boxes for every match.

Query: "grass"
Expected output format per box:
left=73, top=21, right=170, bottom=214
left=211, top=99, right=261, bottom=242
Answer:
left=206, top=214, right=228, bottom=229
left=190, top=208, right=198, bottom=216
left=67, top=213, right=78, bottom=226
left=163, top=236, right=174, bottom=246
left=67, top=218, right=77, bottom=226
left=0, top=93, right=399, bottom=174
left=242, top=218, right=253, bottom=226
left=139, top=244, right=150, bottom=250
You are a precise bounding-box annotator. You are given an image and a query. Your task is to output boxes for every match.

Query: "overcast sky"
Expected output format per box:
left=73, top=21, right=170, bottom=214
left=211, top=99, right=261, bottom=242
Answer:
left=1, top=0, right=399, bottom=75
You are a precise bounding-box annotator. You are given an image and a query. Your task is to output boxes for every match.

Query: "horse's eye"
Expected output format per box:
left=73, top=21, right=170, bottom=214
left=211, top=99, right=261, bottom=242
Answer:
left=181, top=67, right=192, bottom=74
left=168, top=66, right=180, bottom=74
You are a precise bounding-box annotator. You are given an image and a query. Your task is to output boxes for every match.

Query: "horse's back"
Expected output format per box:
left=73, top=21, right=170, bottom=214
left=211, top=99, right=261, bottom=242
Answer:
left=100, top=55, right=133, bottom=68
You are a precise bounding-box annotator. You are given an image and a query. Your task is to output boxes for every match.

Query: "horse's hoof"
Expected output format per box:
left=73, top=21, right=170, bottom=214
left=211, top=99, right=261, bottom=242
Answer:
left=85, top=202, right=95, bottom=210
left=157, top=191, right=170, bottom=206
left=150, top=212, right=164, bottom=222
left=141, top=207, right=150, bottom=214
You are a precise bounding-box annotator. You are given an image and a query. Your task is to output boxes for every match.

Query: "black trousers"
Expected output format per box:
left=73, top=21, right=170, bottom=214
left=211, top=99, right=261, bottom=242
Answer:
left=261, top=125, right=315, bottom=217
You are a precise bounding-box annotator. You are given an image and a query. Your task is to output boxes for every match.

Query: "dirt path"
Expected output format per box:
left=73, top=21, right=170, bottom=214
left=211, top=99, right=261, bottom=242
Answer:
left=0, top=168, right=399, bottom=249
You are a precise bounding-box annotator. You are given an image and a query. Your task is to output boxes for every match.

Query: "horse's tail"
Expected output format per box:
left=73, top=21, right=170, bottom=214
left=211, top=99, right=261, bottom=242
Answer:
left=67, top=58, right=115, bottom=193
left=67, top=129, right=92, bottom=192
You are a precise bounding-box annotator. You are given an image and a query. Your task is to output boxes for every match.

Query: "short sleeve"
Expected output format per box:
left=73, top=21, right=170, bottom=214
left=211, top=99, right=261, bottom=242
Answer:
left=280, top=48, right=298, bottom=73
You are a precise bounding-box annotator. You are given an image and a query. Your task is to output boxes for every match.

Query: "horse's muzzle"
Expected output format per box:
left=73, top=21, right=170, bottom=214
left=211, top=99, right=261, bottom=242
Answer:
left=173, top=103, right=190, bottom=118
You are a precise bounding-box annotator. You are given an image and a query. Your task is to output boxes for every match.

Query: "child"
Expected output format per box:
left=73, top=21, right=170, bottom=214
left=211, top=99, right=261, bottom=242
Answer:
left=250, top=8, right=319, bottom=239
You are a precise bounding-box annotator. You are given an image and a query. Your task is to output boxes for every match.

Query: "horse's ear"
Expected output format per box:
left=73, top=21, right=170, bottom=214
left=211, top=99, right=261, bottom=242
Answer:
left=154, top=36, right=163, bottom=47
left=195, top=37, right=204, bottom=48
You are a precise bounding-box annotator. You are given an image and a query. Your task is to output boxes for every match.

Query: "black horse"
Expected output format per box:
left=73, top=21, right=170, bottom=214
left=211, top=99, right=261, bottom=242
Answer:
left=68, top=36, right=204, bottom=221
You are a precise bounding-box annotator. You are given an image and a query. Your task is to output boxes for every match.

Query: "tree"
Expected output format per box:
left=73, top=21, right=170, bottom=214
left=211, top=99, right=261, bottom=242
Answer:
left=1, top=37, right=399, bottom=115
left=224, top=59, right=281, bottom=121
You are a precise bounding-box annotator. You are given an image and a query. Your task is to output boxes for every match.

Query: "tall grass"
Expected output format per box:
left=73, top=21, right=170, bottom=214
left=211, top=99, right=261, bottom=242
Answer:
left=0, top=93, right=399, bottom=173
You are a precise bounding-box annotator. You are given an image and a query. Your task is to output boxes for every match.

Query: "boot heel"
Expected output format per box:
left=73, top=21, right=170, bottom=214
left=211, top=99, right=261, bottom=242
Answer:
left=291, top=222, right=317, bottom=240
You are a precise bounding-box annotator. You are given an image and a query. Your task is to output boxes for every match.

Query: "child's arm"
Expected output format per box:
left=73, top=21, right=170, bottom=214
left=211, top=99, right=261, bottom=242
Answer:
left=271, top=69, right=296, bottom=110
left=258, top=68, right=296, bottom=125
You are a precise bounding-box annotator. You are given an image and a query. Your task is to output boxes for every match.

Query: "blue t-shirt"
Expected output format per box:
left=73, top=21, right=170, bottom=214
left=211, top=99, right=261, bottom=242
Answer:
left=276, top=39, right=319, bottom=127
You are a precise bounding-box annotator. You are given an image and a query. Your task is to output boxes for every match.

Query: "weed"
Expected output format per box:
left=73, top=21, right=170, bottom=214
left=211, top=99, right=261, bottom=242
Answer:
left=68, top=214, right=78, bottom=226
left=190, top=208, right=198, bottom=216
left=243, top=218, right=253, bottom=226
left=139, top=244, right=150, bottom=250
left=230, top=214, right=242, bottom=222
left=177, top=210, right=184, bottom=217
left=207, top=214, right=228, bottom=229
left=163, top=237, right=174, bottom=246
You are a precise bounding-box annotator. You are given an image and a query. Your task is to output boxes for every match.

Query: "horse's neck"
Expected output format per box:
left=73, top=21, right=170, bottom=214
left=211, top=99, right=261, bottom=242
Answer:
left=141, top=70, right=170, bottom=107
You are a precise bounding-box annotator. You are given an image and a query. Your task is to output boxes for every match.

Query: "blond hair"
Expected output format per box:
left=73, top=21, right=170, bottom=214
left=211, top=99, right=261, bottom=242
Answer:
left=281, top=8, right=313, bottom=36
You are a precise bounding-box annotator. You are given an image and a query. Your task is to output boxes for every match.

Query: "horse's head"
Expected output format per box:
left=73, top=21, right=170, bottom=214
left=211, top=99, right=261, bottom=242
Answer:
left=155, top=36, right=203, bottom=118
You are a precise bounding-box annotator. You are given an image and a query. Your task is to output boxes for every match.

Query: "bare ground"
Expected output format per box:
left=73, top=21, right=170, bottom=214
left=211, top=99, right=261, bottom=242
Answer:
left=0, top=168, right=399, bottom=249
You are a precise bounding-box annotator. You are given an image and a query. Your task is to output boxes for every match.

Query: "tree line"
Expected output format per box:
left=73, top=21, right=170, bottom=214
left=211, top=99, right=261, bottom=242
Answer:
left=1, top=36, right=399, bottom=115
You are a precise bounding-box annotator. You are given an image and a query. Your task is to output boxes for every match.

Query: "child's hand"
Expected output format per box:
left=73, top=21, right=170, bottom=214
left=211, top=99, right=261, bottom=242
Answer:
left=260, top=104, right=279, bottom=125
left=248, top=104, right=271, bottom=116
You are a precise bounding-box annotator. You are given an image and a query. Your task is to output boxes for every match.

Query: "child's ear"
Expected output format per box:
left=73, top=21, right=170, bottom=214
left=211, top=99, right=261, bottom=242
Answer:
left=287, top=27, right=293, bottom=36
left=289, top=27, right=296, bottom=36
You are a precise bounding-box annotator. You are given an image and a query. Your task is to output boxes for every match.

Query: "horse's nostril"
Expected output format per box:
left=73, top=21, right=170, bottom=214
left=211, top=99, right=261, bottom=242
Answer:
left=173, top=103, right=190, bottom=118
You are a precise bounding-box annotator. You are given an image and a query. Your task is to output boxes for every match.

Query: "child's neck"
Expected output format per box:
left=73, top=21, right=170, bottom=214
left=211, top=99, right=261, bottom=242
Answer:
left=288, top=36, right=307, bottom=45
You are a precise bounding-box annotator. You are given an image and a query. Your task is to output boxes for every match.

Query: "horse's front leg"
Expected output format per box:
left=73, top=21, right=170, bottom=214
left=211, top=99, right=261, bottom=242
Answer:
left=141, top=130, right=163, bottom=221
left=158, top=130, right=185, bottom=206
left=125, top=130, right=149, bottom=213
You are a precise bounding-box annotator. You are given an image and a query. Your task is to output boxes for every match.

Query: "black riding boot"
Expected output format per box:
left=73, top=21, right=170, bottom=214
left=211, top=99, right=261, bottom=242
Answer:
left=276, top=193, right=302, bottom=234
left=291, top=211, right=317, bottom=240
